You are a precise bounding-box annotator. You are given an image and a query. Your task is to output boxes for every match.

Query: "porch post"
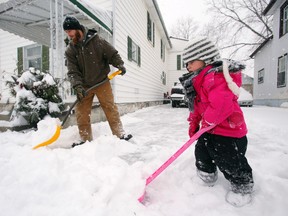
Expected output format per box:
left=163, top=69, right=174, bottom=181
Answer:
left=50, top=0, right=65, bottom=99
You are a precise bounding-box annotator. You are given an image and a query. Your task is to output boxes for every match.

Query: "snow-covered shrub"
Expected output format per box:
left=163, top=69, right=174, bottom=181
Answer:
left=8, top=68, right=65, bottom=127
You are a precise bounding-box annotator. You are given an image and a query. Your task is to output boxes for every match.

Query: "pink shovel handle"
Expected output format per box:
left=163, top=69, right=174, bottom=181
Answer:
left=138, top=125, right=215, bottom=202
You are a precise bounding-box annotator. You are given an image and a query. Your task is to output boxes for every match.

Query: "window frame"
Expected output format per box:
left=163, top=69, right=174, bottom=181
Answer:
left=147, top=11, right=155, bottom=46
left=161, top=71, right=166, bottom=85
left=277, top=54, right=287, bottom=88
left=127, top=36, right=141, bottom=66
left=257, top=68, right=264, bottom=84
left=131, top=41, right=138, bottom=63
left=280, top=1, right=288, bottom=37
left=23, top=44, right=42, bottom=71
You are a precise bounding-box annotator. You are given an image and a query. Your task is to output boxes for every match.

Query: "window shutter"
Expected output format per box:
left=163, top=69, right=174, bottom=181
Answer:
left=17, top=47, right=23, bottom=74
left=153, top=23, right=155, bottom=47
left=42, top=45, right=49, bottom=72
left=161, top=40, right=165, bottom=61
left=160, top=40, right=163, bottom=59
left=137, top=46, right=141, bottom=66
left=128, top=36, right=132, bottom=61
left=177, top=55, right=181, bottom=70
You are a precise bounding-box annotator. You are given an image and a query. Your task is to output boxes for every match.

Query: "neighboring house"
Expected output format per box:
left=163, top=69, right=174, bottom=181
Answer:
left=166, top=36, right=188, bottom=94
left=250, top=0, right=288, bottom=107
left=0, top=0, right=186, bottom=115
left=242, top=73, right=254, bottom=95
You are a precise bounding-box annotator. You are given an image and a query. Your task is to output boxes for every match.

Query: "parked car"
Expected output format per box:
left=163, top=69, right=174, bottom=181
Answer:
left=170, top=83, right=188, bottom=108
left=238, top=87, right=253, bottom=107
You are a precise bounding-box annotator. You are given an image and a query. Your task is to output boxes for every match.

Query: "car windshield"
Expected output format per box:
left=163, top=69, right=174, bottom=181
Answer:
left=171, top=88, right=184, bottom=94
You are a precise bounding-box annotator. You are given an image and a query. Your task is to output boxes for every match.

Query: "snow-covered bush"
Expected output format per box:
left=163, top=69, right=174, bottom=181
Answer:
left=7, top=68, right=65, bottom=127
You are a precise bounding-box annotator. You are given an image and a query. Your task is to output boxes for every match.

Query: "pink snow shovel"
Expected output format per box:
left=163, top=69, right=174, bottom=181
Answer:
left=138, top=125, right=215, bottom=203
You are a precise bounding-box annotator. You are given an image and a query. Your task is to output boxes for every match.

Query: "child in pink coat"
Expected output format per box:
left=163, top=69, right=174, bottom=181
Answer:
left=179, top=37, right=254, bottom=207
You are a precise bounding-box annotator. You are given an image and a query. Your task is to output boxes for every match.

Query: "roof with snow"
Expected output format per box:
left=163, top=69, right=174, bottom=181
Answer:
left=0, top=0, right=112, bottom=46
left=262, top=0, right=278, bottom=15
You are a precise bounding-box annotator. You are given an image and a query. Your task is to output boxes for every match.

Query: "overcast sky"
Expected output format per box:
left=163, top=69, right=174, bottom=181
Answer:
left=157, top=0, right=210, bottom=33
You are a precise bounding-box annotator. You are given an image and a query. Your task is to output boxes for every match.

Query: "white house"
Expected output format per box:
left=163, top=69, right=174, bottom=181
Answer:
left=0, top=0, right=189, bottom=118
left=250, top=0, right=288, bottom=107
left=166, top=36, right=188, bottom=92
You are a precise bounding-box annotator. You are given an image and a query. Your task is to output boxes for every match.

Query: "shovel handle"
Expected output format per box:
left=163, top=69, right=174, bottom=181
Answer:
left=61, top=70, right=121, bottom=127
left=108, top=70, right=122, bottom=79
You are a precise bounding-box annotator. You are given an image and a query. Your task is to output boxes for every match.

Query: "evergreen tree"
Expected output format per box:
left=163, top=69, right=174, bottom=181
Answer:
left=7, top=68, right=65, bottom=127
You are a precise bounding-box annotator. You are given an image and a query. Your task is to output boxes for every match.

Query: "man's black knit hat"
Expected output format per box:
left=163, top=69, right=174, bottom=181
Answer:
left=63, top=16, right=82, bottom=30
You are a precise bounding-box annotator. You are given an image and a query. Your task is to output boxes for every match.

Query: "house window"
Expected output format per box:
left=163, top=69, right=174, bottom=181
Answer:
left=280, top=1, right=288, bottom=37
left=127, top=36, right=141, bottom=66
left=24, top=44, right=42, bottom=70
left=17, top=44, right=49, bottom=74
left=161, top=39, right=165, bottom=61
left=277, top=54, right=287, bottom=88
left=147, top=12, right=155, bottom=46
left=161, top=71, right=166, bottom=85
left=258, top=68, right=264, bottom=84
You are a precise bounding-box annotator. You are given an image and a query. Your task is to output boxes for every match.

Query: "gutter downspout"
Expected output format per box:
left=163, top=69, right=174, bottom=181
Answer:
left=111, top=0, right=117, bottom=100
left=112, top=0, right=116, bottom=46
left=0, top=42, right=2, bottom=101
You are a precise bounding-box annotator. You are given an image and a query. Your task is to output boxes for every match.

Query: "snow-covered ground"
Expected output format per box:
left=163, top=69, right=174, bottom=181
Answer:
left=0, top=104, right=287, bottom=216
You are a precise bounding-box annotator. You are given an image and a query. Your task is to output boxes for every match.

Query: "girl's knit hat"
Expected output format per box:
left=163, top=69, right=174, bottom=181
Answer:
left=183, top=37, right=241, bottom=97
left=182, top=37, right=220, bottom=65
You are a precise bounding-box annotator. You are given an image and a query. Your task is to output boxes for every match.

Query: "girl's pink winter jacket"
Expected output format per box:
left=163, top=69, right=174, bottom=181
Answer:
left=189, top=64, right=247, bottom=138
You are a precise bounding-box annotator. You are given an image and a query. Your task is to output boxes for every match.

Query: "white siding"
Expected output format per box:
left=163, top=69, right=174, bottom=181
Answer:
left=253, top=40, right=273, bottom=100
left=254, top=35, right=288, bottom=99
left=0, top=29, right=34, bottom=103
left=112, top=0, right=169, bottom=103
left=253, top=2, right=288, bottom=106
left=90, top=0, right=112, bottom=10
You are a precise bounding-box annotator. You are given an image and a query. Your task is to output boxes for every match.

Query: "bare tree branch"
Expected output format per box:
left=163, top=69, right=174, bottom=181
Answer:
left=220, top=42, right=261, bottom=50
left=204, top=0, right=272, bottom=60
left=211, top=0, right=269, bottom=40
left=170, top=17, right=199, bottom=40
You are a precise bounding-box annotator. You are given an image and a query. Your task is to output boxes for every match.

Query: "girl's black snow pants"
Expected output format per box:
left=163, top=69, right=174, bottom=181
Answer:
left=195, top=133, right=254, bottom=192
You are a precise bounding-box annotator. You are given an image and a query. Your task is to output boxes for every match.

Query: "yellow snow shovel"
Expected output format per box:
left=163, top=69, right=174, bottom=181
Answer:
left=32, top=70, right=122, bottom=150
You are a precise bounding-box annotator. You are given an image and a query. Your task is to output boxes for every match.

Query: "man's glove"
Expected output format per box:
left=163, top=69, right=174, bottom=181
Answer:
left=118, top=65, right=126, bottom=76
left=74, top=85, right=86, bottom=101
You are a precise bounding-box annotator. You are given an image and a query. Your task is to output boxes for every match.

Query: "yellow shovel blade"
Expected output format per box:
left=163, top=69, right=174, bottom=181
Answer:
left=33, top=125, right=61, bottom=150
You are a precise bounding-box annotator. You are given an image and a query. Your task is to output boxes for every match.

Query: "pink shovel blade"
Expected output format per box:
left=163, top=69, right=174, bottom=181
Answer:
left=138, top=191, right=146, bottom=203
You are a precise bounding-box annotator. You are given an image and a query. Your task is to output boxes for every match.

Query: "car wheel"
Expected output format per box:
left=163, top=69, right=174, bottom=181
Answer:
left=172, top=101, right=177, bottom=108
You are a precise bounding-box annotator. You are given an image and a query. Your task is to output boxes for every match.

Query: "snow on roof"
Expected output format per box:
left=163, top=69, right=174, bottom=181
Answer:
left=0, top=0, right=113, bottom=45
left=69, top=0, right=112, bottom=33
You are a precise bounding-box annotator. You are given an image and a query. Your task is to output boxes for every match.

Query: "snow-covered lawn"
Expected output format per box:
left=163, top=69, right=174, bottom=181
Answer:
left=0, top=104, right=287, bottom=216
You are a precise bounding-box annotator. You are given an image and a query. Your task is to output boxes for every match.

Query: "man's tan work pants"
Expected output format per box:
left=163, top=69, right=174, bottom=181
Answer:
left=75, top=81, right=124, bottom=142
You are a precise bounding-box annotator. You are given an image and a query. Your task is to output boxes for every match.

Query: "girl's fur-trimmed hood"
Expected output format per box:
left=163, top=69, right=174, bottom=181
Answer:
left=209, top=59, right=245, bottom=97
left=209, top=59, right=246, bottom=73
